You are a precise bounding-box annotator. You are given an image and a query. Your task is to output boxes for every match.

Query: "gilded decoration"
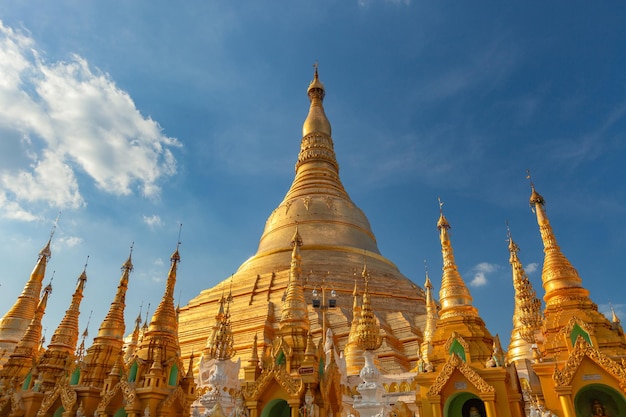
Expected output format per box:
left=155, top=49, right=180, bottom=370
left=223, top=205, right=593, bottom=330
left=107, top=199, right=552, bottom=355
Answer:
left=552, top=336, right=626, bottom=387
left=444, top=332, right=469, bottom=351
left=427, top=354, right=495, bottom=397
left=559, top=315, right=595, bottom=337
left=158, top=386, right=189, bottom=414
left=97, top=380, right=136, bottom=411
left=36, top=377, right=77, bottom=417
left=241, top=367, right=303, bottom=401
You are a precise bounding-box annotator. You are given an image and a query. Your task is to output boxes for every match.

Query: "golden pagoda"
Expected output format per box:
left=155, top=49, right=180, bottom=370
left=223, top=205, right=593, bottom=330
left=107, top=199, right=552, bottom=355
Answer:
left=526, top=181, right=626, bottom=417
left=1, top=69, right=626, bottom=417
left=178, top=68, right=426, bottom=378
left=0, top=237, right=52, bottom=367
left=414, top=202, right=524, bottom=417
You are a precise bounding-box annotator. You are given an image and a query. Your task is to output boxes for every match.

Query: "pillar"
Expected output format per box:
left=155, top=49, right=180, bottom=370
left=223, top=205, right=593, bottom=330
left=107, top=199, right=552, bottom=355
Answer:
left=557, top=392, right=575, bottom=417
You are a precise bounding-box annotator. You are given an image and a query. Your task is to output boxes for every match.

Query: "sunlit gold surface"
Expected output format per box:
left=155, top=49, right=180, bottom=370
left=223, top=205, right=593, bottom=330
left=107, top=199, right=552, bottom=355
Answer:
left=428, top=209, right=493, bottom=367
left=179, top=70, right=426, bottom=375
left=529, top=184, right=626, bottom=359
left=0, top=240, right=50, bottom=366
left=506, top=231, right=542, bottom=364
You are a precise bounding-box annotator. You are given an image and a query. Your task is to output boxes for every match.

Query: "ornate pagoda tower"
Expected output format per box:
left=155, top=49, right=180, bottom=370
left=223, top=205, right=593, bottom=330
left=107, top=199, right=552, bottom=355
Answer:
left=527, top=182, right=626, bottom=417
left=178, top=68, right=426, bottom=376
left=414, top=203, right=524, bottom=417
left=0, top=237, right=52, bottom=367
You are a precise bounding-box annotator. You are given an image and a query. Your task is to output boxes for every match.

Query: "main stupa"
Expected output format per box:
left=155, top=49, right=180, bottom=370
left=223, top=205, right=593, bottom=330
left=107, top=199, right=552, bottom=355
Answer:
left=178, top=69, right=426, bottom=374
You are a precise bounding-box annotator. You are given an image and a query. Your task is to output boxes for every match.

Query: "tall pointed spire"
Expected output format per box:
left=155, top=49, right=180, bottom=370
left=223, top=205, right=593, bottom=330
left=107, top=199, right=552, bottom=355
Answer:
left=344, top=271, right=364, bottom=375
left=206, top=287, right=235, bottom=361
left=0, top=283, right=52, bottom=383
left=355, top=265, right=382, bottom=351
left=140, top=243, right=181, bottom=352
left=420, top=265, right=438, bottom=362
left=436, top=199, right=477, bottom=319
left=0, top=227, right=55, bottom=363
left=277, top=227, right=310, bottom=370
left=506, top=226, right=543, bottom=364
left=528, top=181, right=588, bottom=305
left=279, top=227, right=310, bottom=333
left=528, top=177, right=626, bottom=358
left=34, top=262, right=87, bottom=392
left=80, top=246, right=133, bottom=389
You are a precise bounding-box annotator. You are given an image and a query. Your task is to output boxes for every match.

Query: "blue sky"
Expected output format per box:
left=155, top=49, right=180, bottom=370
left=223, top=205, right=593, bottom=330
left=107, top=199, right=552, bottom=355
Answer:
left=0, top=2, right=625, bottom=350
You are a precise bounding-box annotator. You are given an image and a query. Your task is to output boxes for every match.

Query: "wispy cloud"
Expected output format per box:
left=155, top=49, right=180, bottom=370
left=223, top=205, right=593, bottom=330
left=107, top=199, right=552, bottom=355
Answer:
left=143, top=214, right=163, bottom=229
left=525, top=262, right=539, bottom=274
left=57, top=235, right=83, bottom=248
left=0, top=21, right=180, bottom=221
left=469, top=262, right=500, bottom=287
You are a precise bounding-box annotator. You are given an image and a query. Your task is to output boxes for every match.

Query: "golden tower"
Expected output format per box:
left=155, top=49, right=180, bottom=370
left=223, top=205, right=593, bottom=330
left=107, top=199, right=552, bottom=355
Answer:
left=415, top=204, right=524, bottom=417
left=505, top=228, right=542, bottom=365
left=0, top=282, right=52, bottom=413
left=0, top=238, right=51, bottom=366
left=178, top=68, right=426, bottom=374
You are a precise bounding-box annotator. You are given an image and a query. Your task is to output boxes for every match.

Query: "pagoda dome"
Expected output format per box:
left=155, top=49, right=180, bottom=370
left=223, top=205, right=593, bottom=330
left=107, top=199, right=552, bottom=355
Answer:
left=179, top=70, right=426, bottom=375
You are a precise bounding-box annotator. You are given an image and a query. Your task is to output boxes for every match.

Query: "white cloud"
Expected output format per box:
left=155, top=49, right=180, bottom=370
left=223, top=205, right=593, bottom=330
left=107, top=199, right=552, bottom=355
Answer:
left=0, top=21, right=180, bottom=220
left=57, top=235, right=83, bottom=248
left=143, top=214, right=163, bottom=229
left=469, top=262, right=500, bottom=287
left=525, top=262, right=539, bottom=274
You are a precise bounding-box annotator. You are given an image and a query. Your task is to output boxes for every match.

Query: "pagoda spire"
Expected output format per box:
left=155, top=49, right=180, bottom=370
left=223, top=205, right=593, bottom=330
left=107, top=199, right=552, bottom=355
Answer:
left=436, top=199, right=478, bottom=319
left=140, top=243, right=181, bottom=353
left=278, top=227, right=310, bottom=370
left=420, top=265, right=439, bottom=362
left=344, top=272, right=364, bottom=375
left=528, top=177, right=626, bottom=358
left=355, top=265, right=382, bottom=351
left=206, top=286, right=235, bottom=361
left=35, top=262, right=88, bottom=392
left=279, top=227, right=310, bottom=333
left=506, top=226, right=543, bottom=364
left=0, top=228, right=55, bottom=363
left=80, top=246, right=133, bottom=389
left=528, top=181, right=588, bottom=305
left=0, top=282, right=52, bottom=384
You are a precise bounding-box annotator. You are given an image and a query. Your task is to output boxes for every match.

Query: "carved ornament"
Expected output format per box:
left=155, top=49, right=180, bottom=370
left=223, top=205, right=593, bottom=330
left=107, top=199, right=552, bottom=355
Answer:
left=552, top=336, right=626, bottom=387
left=444, top=332, right=469, bottom=351
left=427, top=354, right=495, bottom=397
left=559, top=316, right=595, bottom=337
left=158, top=386, right=188, bottom=414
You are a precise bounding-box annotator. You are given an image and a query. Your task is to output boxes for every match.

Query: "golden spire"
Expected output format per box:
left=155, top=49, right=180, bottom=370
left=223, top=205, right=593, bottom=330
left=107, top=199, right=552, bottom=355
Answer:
left=96, top=246, right=133, bottom=340
left=528, top=178, right=588, bottom=305
left=506, top=226, right=543, bottom=363
left=35, top=262, right=88, bottom=391
left=142, top=244, right=181, bottom=349
left=527, top=174, right=626, bottom=358
left=302, top=63, right=331, bottom=138
left=344, top=271, right=364, bottom=375
left=355, top=265, right=382, bottom=351
left=0, top=283, right=52, bottom=382
left=206, top=287, right=235, bottom=361
left=81, top=246, right=134, bottom=387
left=48, top=263, right=87, bottom=352
left=436, top=199, right=477, bottom=319
left=0, top=228, right=55, bottom=361
left=421, top=263, right=438, bottom=360
left=279, top=227, right=310, bottom=333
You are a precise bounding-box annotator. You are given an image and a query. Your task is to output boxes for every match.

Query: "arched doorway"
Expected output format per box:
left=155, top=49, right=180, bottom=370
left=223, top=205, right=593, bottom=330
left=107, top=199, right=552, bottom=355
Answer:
left=261, top=398, right=290, bottom=417
left=574, top=384, right=626, bottom=417
left=444, top=392, right=487, bottom=417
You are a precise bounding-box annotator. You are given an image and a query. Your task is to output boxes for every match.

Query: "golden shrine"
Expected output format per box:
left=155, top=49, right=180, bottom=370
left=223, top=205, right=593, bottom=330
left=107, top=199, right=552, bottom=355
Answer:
left=0, top=68, right=624, bottom=417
